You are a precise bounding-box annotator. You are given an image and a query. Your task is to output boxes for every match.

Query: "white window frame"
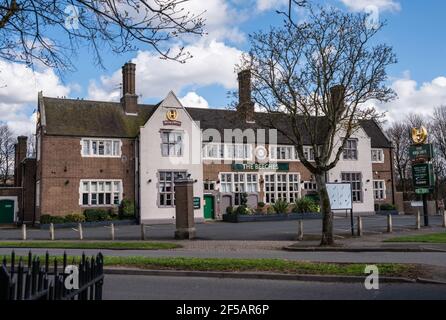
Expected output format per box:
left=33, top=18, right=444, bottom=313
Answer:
left=371, top=149, right=384, bottom=163
left=218, top=172, right=260, bottom=194
left=269, top=145, right=296, bottom=161
left=204, top=181, right=217, bottom=192
left=303, top=181, right=317, bottom=191
left=263, top=173, right=301, bottom=204
left=80, top=138, right=122, bottom=158
left=79, top=179, right=123, bottom=207
left=341, top=172, right=363, bottom=203
left=303, top=146, right=315, bottom=162
left=161, top=131, right=184, bottom=157
left=203, top=143, right=252, bottom=161
left=343, top=139, right=359, bottom=161
left=158, top=171, right=187, bottom=207
left=373, top=180, right=386, bottom=200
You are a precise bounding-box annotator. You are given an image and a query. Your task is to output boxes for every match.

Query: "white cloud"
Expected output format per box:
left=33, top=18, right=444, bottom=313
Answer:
left=374, top=72, right=446, bottom=123
left=0, top=60, right=72, bottom=135
left=340, top=0, right=401, bottom=12
left=180, top=92, right=209, bottom=109
left=88, top=40, right=243, bottom=102
left=256, top=0, right=288, bottom=12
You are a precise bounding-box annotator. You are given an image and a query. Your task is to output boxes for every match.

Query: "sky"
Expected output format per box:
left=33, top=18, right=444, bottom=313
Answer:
left=1, top=0, right=446, bottom=135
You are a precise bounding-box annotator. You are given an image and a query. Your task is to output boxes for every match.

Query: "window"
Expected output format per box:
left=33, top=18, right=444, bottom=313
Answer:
left=158, top=171, right=187, bottom=207
left=219, top=173, right=259, bottom=195
left=80, top=180, right=122, bottom=206
left=202, top=143, right=251, bottom=161
left=303, top=146, right=315, bottom=161
left=35, top=181, right=40, bottom=207
left=264, top=173, right=300, bottom=204
left=204, top=181, right=216, bottom=192
left=371, top=149, right=384, bottom=163
left=303, top=181, right=317, bottom=191
left=341, top=173, right=362, bottom=202
left=373, top=180, right=386, bottom=200
left=270, top=145, right=295, bottom=161
left=161, top=131, right=183, bottom=157
left=343, top=139, right=358, bottom=160
left=81, top=139, right=122, bottom=157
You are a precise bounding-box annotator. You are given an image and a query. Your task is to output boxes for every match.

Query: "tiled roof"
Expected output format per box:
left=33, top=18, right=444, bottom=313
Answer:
left=41, top=97, right=391, bottom=148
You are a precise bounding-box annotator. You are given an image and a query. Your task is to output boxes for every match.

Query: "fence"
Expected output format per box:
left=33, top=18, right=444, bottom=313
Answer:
left=0, top=251, right=104, bottom=300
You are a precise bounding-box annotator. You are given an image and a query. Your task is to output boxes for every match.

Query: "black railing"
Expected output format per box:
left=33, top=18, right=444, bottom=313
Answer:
left=0, top=251, right=104, bottom=300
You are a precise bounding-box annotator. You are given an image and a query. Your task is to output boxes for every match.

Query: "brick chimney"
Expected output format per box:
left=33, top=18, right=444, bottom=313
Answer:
left=237, top=69, right=255, bottom=123
left=121, top=62, right=138, bottom=115
left=329, top=85, right=346, bottom=114
left=14, top=136, right=27, bottom=187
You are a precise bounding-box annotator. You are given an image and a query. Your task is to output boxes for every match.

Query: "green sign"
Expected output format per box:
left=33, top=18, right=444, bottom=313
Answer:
left=232, top=163, right=290, bottom=172
left=409, top=144, right=434, bottom=161
left=415, top=188, right=431, bottom=195
left=193, top=197, right=201, bottom=209
left=412, top=163, right=434, bottom=189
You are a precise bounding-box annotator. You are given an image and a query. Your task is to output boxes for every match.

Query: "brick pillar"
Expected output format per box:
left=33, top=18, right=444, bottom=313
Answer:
left=174, top=179, right=196, bottom=240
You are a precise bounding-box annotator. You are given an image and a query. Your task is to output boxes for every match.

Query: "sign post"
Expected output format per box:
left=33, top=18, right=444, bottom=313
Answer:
left=410, top=126, right=435, bottom=227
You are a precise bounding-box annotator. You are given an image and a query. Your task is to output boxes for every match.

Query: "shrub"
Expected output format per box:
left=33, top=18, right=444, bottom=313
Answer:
left=83, top=209, right=111, bottom=222
left=293, top=198, right=320, bottom=213
left=119, top=199, right=136, bottom=220
left=40, top=215, right=66, bottom=224
left=380, top=203, right=397, bottom=211
left=266, top=206, right=275, bottom=214
left=235, top=205, right=250, bottom=215
left=226, top=206, right=234, bottom=215
left=257, top=202, right=266, bottom=208
left=273, top=200, right=289, bottom=214
left=65, top=213, right=86, bottom=223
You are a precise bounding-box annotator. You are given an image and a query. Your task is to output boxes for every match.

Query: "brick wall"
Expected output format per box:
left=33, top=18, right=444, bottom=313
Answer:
left=372, top=148, right=396, bottom=208
left=38, top=135, right=136, bottom=217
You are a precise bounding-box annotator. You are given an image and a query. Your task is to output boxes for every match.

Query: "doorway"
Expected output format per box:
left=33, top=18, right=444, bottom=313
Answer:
left=0, top=199, right=15, bottom=224
left=204, top=195, right=215, bottom=220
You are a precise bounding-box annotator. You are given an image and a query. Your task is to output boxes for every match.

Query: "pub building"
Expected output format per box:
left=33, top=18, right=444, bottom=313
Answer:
left=0, top=63, right=396, bottom=225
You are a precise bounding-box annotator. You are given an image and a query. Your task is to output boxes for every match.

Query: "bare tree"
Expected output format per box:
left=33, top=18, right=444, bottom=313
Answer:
left=241, top=5, right=396, bottom=245
left=0, top=0, right=205, bottom=71
left=386, top=121, right=411, bottom=195
left=0, top=123, right=15, bottom=185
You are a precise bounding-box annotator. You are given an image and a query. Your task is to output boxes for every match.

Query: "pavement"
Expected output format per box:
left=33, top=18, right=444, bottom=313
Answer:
left=0, top=214, right=444, bottom=241
left=102, top=274, right=446, bottom=300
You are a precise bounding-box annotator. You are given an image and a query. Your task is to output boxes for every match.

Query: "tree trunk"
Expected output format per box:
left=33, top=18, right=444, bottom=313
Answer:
left=315, top=172, right=334, bottom=246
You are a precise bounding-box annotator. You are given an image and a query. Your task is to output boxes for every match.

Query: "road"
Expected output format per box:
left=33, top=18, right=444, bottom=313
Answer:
left=103, top=274, right=446, bottom=300
left=0, top=215, right=443, bottom=241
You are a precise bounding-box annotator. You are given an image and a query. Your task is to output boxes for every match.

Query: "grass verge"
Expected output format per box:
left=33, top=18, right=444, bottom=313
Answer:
left=0, top=241, right=181, bottom=250
left=385, top=232, right=446, bottom=244
left=0, top=255, right=422, bottom=278
left=104, top=257, right=420, bottom=278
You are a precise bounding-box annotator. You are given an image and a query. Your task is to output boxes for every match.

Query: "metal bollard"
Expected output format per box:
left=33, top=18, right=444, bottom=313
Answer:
left=78, top=223, right=83, bottom=240
left=416, top=211, right=421, bottom=230
left=22, top=224, right=27, bottom=241
left=49, top=223, right=55, bottom=241
left=387, top=214, right=393, bottom=233
left=141, top=224, right=146, bottom=240
left=357, top=216, right=363, bottom=237
left=443, top=211, right=446, bottom=228
left=297, top=220, right=304, bottom=241
left=110, top=223, right=115, bottom=241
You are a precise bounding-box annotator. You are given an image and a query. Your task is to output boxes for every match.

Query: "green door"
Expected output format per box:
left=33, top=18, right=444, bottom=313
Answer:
left=204, top=195, right=214, bottom=220
left=0, top=200, right=14, bottom=224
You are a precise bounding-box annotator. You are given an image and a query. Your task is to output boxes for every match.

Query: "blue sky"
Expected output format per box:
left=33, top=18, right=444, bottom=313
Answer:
left=1, top=0, right=446, bottom=134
